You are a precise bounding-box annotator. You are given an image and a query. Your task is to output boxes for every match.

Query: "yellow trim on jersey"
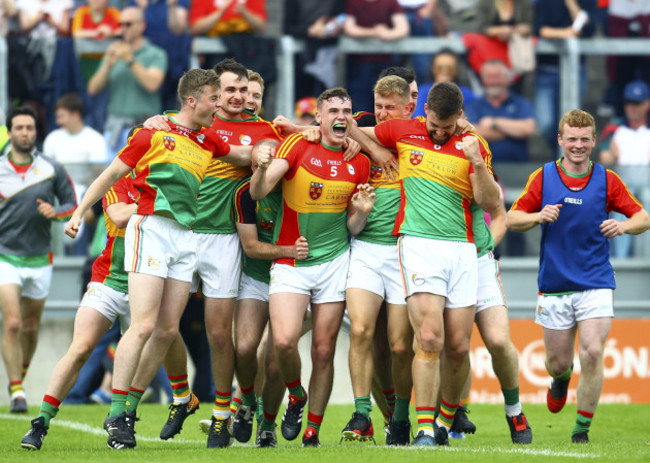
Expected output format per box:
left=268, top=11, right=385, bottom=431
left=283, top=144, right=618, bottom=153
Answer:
left=275, top=133, right=303, bottom=160
left=136, top=132, right=212, bottom=182
left=511, top=167, right=543, bottom=209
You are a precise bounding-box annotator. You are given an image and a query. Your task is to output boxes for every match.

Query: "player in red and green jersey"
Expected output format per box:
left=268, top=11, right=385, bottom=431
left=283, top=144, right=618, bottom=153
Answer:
left=64, top=68, right=252, bottom=449
left=250, top=87, right=374, bottom=447
left=342, top=75, right=415, bottom=445
left=507, top=109, right=650, bottom=444
left=356, top=82, right=501, bottom=446
left=22, top=175, right=137, bottom=451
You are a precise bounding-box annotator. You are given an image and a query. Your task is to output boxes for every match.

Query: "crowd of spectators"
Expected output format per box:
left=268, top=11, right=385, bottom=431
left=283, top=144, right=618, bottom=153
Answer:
left=1, top=0, right=650, bottom=258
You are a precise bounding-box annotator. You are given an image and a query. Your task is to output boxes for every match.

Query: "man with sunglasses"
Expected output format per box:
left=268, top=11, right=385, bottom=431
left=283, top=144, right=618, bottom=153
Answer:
left=87, top=6, right=167, bottom=160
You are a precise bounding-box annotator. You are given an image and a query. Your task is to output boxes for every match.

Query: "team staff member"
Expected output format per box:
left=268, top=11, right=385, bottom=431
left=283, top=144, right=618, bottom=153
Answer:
left=0, top=106, right=77, bottom=414
left=21, top=174, right=137, bottom=451
left=250, top=87, right=374, bottom=447
left=507, top=109, right=650, bottom=444
left=355, top=82, right=501, bottom=446
left=65, top=68, right=252, bottom=449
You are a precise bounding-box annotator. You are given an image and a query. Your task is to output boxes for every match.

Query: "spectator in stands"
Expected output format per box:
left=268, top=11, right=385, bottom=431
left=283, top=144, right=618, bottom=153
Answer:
left=43, top=93, right=107, bottom=189
left=534, top=0, right=597, bottom=157
left=294, top=96, right=318, bottom=126
left=600, top=0, right=650, bottom=118
left=438, top=0, right=478, bottom=35
left=476, top=0, right=533, bottom=47
left=71, top=0, right=121, bottom=132
left=0, top=0, right=17, bottom=36
left=87, top=6, right=167, bottom=159
left=414, top=48, right=476, bottom=117
left=397, top=0, right=439, bottom=82
left=129, top=0, right=191, bottom=111
left=599, top=80, right=650, bottom=257
left=189, top=0, right=267, bottom=69
left=342, top=0, right=410, bottom=112
left=466, top=59, right=536, bottom=163
left=283, top=0, right=345, bottom=101
left=17, top=0, right=72, bottom=38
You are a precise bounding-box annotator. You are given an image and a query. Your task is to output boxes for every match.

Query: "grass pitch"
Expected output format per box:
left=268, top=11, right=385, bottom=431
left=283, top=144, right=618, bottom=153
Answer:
left=2, top=403, right=649, bottom=462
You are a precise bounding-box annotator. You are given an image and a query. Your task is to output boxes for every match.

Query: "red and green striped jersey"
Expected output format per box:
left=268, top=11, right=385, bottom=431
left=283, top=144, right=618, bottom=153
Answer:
left=375, top=117, right=493, bottom=243
left=90, top=175, right=139, bottom=294
left=232, top=177, right=283, bottom=283
left=117, top=119, right=229, bottom=229
left=273, top=134, right=370, bottom=267
left=193, top=113, right=282, bottom=234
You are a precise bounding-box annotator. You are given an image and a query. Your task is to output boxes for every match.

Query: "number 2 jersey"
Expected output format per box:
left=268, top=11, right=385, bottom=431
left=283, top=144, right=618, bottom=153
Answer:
left=375, top=117, right=493, bottom=243
left=273, top=134, right=370, bottom=267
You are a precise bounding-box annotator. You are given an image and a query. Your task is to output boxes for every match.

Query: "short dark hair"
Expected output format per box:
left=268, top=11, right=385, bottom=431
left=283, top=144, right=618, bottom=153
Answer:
left=55, top=93, right=85, bottom=116
left=427, top=82, right=463, bottom=120
left=6, top=106, right=37, bottom=131
left=177, top=68, right=220, bottom=107
left=213, top=58, right=249, bottom=81
left=378, top=66, right=416, bottom=85
left=317, top=87, right=352, bottom=110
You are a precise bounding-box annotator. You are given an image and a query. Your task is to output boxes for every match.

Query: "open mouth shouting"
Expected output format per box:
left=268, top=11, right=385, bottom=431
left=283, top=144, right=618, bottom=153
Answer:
left=332, top=122, right=348, bottom=137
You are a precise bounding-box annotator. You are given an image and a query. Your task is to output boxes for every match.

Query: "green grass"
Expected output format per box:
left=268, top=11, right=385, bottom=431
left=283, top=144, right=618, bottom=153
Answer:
left=2, top=403, right=649, bottom=462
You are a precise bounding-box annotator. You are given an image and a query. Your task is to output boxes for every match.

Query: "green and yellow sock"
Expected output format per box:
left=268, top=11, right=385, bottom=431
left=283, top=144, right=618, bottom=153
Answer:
left=573, top=410, right=593, bottom=435
left=416, top=406, right=435, bottom=436
left=109, top=389, right=129, bottom=417
left=9, top=380, right=24, bottom=398
left=230, top=396, right=242, bottom=414
left=213, top=389, right=231, bottom=419
left=169, top=374, right=190, bottom=404
left=354, top=395, right=372, bottom=418
left=437, top=399, right=458, bottom=430
left=126, top=387, right=144, bottom=412
left=22, top=363, right=30, bottom=380
left=38, top=395, right=60, bottom=427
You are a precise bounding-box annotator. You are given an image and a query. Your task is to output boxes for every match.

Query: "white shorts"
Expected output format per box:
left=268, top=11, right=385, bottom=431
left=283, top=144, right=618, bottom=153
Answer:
left=398, top=235, right=477, bottom=308
left=237, top=272, right=270, bottom=303
left=124, top=214, right=197, bottom=282
left=535, top=289, right=614, bottom=330
left=191, top=232, right=242, bottom=298
left=0, top=261, right=52, bottom=299
left=80, top=282, right=131, bottom=332
left=476, top=252, right=507, bottom=313
left=346, top=239, right=406, bottom=305
left=269, top=250, right=349, bottom=304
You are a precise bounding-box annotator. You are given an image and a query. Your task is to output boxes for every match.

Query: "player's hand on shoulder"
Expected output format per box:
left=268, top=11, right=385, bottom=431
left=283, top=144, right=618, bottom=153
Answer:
left=342, top=138, right=360, bottom=161
left=272, top=115, right=298, bottom=136
left=143, top=114, right=171, bottom=131
left=456, top=118, right=476, bottom=135
left=302, top=126, right=321, bottom=144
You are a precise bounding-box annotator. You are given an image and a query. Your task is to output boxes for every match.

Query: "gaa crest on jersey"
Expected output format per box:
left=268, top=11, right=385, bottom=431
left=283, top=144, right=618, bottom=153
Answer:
left=309, top=182, right=324, bottom=200
left=163, top=135, right=176, bottom=151
left=409, top=150, right=424, bottom=166
left=259, top=219, right=274, bottom=231
left=370, top=165, right=383, bottom=179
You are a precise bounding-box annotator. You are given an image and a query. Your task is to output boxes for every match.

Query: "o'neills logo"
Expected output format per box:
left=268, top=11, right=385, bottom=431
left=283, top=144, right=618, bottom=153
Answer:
left=163, top=135, right=176, bottom=151
left=370, top=165, right=382, bottom=179
left=409, top=150, right=424, bottom=165
left=309, top=182, right=324, bottom=200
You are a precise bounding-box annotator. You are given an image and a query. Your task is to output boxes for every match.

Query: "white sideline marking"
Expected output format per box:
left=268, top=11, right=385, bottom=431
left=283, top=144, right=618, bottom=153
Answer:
left=3, top=413, right=600, bottom=457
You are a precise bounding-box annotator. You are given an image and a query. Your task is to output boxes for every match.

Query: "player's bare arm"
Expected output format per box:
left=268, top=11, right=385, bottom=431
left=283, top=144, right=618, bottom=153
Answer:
left=506, top=204, right=563, bottom=232
left=349, top=124, right=399, bottom=179
left=65, top=158, right=132, bottom=238
left=464, top=136, right=501, bottom=212
left=347, top=183, right=376, bottom=235
left=105, top=202, right=138, bottom=229
left=600, top=209, right=650, bottom=238
left=249, top=144, right=287, bottom=200
left=236, top=223, right=309, bottom=260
